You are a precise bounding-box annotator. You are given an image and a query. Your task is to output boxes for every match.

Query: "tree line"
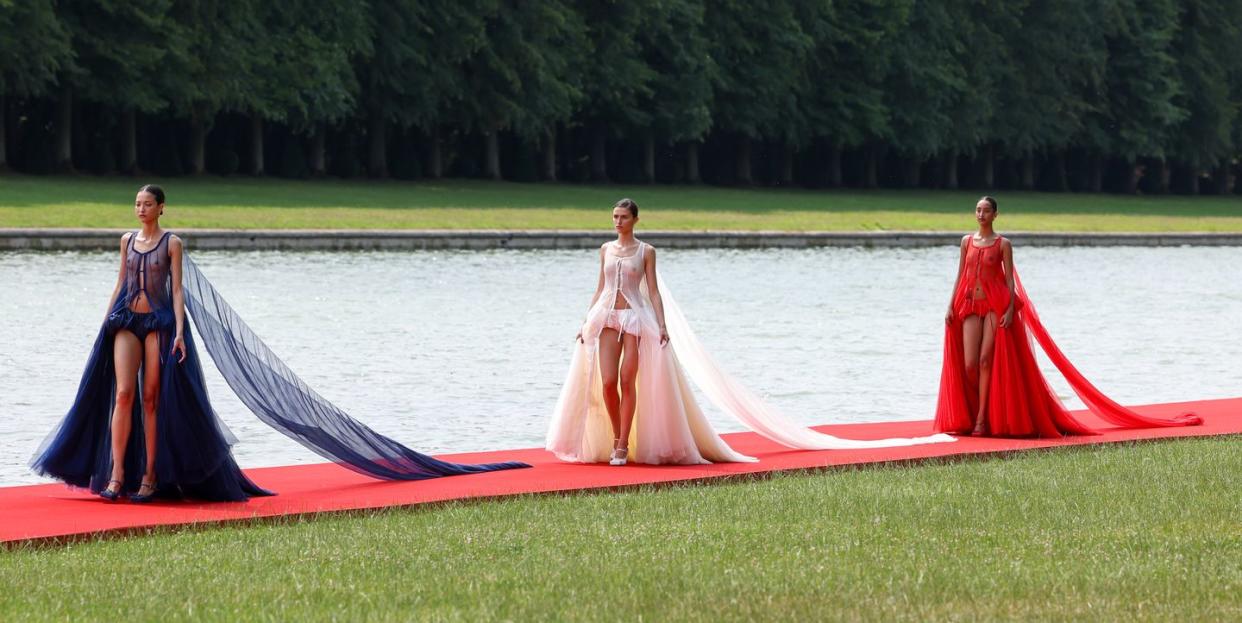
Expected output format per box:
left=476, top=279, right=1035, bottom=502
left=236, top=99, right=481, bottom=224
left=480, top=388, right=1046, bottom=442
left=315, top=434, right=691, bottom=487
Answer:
left=2, top=0, right=1241, bottom=194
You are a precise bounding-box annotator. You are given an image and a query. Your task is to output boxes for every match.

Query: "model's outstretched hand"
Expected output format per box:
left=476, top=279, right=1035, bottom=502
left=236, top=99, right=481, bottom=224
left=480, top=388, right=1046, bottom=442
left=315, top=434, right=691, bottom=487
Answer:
left=1000, top=308, right=1014, bottom=328
left=575, top=330, right=584, bottom=343
left=171, top=335, right=187, bottom=363
left=659, top=327, right=669, bottom=347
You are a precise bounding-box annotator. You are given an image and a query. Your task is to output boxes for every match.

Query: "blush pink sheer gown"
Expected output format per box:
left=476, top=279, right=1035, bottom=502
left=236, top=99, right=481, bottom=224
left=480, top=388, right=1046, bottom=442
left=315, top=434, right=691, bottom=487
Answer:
left=547, top=241, right=956, bottom=465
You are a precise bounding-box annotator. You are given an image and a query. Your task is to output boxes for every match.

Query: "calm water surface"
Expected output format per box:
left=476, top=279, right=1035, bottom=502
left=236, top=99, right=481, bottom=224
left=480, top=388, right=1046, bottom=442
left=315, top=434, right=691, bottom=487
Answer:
left=2, top=246, right=1238, bottom=486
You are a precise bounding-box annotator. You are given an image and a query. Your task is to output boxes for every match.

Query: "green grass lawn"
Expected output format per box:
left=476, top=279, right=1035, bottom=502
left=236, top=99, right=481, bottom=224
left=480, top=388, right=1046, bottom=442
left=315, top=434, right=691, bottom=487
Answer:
left=2, top=437, right=1239, bottom=622
left=3, top=174, right=1242, bottom=232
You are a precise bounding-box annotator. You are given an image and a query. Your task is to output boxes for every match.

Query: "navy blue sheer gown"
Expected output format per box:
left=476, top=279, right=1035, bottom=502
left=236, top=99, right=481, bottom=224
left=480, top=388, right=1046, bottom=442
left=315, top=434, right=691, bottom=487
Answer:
left=31, top=232, right=527, bottom=502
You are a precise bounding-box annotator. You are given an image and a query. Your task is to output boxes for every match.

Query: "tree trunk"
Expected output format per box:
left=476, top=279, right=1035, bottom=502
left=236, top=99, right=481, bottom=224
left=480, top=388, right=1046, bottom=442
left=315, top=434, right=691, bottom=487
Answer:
left=981, top=144, right=995, bottom=189
left=1156, top=158, right=1171, bottom=194
left=1123, top=160, right=1141, bottom=194
left=426, top=126, right=443, bottom=179
left=779, top=143, right=795, bottom=185
left=930, top=157, right=943, bottom=188
left=249, top=113, right=264, bottom=175
left=1187, top=166, right=1200, bottom=195
left=641, top=131, right=655, bottom=183
left=591, top=126, right=608, bottom=183
left=0, top=92, right=7, bottom=170
left=825, top=142, right=842, bottom=188
left=1020, top=154, right=1036, bottom=190
left=55, top=83, right=74, bottom=172
left=309, top=123, right=326, bottom=177
left=905, top=157, right=922, bottom=188
left=1216, top=160, right=1235, bottom=195
left=367, top=110, right=387, bottom=178
left=120, top=108, right=138, bottom=174
left=943, top=151, right=959, bottom=189
left=864, top=145, right=878, bottom=189
left=1088, top=152, right=1103, bottom=192
left=188, top=108, right=207, bottom=175
left=736, top=136, right=753, bottom=185
left=72, top=96, right=86, bottom=170
left=540, top=127, right=557, bottom=182
left=1050, top=151, right=1068, bottom=191
left=484, top=130, right=501, bottom=180
left=686, top=141, right=700, bottom=183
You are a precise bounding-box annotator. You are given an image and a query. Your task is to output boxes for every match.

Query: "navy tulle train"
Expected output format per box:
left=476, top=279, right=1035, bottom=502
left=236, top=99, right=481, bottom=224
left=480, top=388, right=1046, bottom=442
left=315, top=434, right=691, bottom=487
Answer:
left=32, top=232, right=527, bottom=502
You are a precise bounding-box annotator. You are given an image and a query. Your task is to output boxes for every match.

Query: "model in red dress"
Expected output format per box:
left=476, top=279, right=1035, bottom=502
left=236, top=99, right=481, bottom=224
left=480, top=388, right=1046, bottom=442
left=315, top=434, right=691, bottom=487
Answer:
left=934, top=197, right=1201, bottom=437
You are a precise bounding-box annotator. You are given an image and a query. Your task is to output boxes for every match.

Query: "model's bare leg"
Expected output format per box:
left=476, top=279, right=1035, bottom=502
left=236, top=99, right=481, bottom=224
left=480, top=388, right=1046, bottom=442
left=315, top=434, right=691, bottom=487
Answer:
left=108, top=330, right=142, bottom=494
left=973, top=313, right=998, bottom=435
left=615, top=332, right=641, bottom=453
left=961, top=315, right=982, bottom=433
left=138, top=331, right=162, bottom=494
left=598, top=328, right=623, bottom=443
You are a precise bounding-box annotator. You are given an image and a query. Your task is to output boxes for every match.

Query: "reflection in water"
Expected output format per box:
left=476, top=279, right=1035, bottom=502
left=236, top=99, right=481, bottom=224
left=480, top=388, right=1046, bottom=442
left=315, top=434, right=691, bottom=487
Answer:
left=2, top=246, right=1238, bottom=485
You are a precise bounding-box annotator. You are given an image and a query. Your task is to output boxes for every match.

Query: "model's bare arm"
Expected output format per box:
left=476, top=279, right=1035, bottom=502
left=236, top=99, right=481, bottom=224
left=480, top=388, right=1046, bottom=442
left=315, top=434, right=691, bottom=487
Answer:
left=587, top=245, right=606, bottom=309
left=1000, top=239, right=1016, bottom=328
left=105, top=233, right=130, bottom=319
left=576, top=246, right=608, bottom=342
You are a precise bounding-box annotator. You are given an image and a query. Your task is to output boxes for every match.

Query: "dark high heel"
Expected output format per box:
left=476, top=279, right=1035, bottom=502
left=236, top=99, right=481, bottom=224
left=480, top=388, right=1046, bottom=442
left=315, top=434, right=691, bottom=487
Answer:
left=99, top=479, right=123, bottom=501
left=131, top=480, right=157, bottom=504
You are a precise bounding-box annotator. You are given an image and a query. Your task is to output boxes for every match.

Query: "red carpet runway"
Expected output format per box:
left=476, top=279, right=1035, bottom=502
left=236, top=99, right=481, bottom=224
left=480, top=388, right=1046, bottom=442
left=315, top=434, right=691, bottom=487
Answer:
left=3, top=397, right=1237, bottom=544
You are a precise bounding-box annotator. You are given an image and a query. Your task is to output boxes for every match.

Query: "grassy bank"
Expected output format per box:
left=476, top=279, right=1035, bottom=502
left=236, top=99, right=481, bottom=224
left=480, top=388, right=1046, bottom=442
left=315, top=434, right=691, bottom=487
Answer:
left=2, top=436, right=1239, bottom=621
left=3, top=175, right=1242, bottom=232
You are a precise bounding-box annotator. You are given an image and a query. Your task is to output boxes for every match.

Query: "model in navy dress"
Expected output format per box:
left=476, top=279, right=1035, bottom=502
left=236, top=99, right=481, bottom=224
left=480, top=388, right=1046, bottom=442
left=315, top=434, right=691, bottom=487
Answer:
left=31, top=185, right=527, bottom=502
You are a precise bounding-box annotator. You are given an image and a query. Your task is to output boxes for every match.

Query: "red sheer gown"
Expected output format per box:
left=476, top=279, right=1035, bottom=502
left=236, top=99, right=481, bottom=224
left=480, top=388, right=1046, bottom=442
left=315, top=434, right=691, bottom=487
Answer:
left=933, top=236, right=1202, bottom=437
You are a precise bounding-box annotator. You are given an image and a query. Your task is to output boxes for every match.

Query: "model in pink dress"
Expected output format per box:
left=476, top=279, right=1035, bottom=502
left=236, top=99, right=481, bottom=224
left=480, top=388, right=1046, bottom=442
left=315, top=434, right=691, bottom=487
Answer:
left=547, top=199, right=954, bottom=466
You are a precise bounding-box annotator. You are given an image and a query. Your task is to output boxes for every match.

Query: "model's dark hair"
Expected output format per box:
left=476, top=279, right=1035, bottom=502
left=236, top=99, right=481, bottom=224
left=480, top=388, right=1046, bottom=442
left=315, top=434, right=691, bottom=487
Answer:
left=979, top=195, right=998, bottom=212
left=614, top=198, right=638, bottom=217
left=138, top=184, right=166, bottom=204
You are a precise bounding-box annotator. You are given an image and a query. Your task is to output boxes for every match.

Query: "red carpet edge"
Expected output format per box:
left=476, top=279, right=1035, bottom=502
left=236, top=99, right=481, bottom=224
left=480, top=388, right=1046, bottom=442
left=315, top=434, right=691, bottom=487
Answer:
left=3, top=397, right=1238, bottom=545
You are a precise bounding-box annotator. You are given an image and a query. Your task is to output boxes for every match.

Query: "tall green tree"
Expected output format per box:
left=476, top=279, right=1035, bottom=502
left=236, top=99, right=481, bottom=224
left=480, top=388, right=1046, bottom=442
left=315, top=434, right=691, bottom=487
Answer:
left=360, top=0, right=486, bottom=179
left=577, top=0, right=655, bottom=182
left=991, top=0, right=1103, bottom=190
left=53, top=0, right=172, bottom=172
left=1080, top=0, right=1185, bottom=193
left=0, top=0, right=71, bottom=170
left=636, top=0, right=715, bottom=183
left=1231, top=37, right=1242, bottom=194
left=457, top=0, right=585, bottom=180
left=706, top=0, right=812, bottom=184
left=882, top=0, right=968, bottom=188
left=247, top=0, right=368, bottom=176
left=938, top=0, right=1007, bottom=189
left=1168, top=0, right=1242, bottom=193
left=800, top=0, right=905, bottom=187
left=166, top=0, right=262, bottom=175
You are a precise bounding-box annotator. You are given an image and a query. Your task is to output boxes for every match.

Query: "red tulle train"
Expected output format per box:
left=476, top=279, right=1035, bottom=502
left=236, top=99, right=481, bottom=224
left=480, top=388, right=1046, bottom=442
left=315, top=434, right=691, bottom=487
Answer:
left=935, top=269, right=1201, bottom=437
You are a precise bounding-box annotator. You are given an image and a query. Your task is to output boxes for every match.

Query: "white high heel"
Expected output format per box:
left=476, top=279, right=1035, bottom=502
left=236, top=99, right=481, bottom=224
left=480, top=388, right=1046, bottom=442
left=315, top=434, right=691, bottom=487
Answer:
left=609, top=448, right=628, bottom=466
left=609, top=441, right=628, bottom=466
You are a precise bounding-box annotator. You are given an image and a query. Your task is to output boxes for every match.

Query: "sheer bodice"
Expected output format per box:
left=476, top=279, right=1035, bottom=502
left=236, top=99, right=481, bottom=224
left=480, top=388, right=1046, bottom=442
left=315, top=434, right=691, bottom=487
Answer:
left=122, top=231, right=174, bottom=312
left=953, top=237, right=1011, bottom=318
left=579, top=241, right=661, bottom=351
left=602, top=242, right=649, bottom=312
